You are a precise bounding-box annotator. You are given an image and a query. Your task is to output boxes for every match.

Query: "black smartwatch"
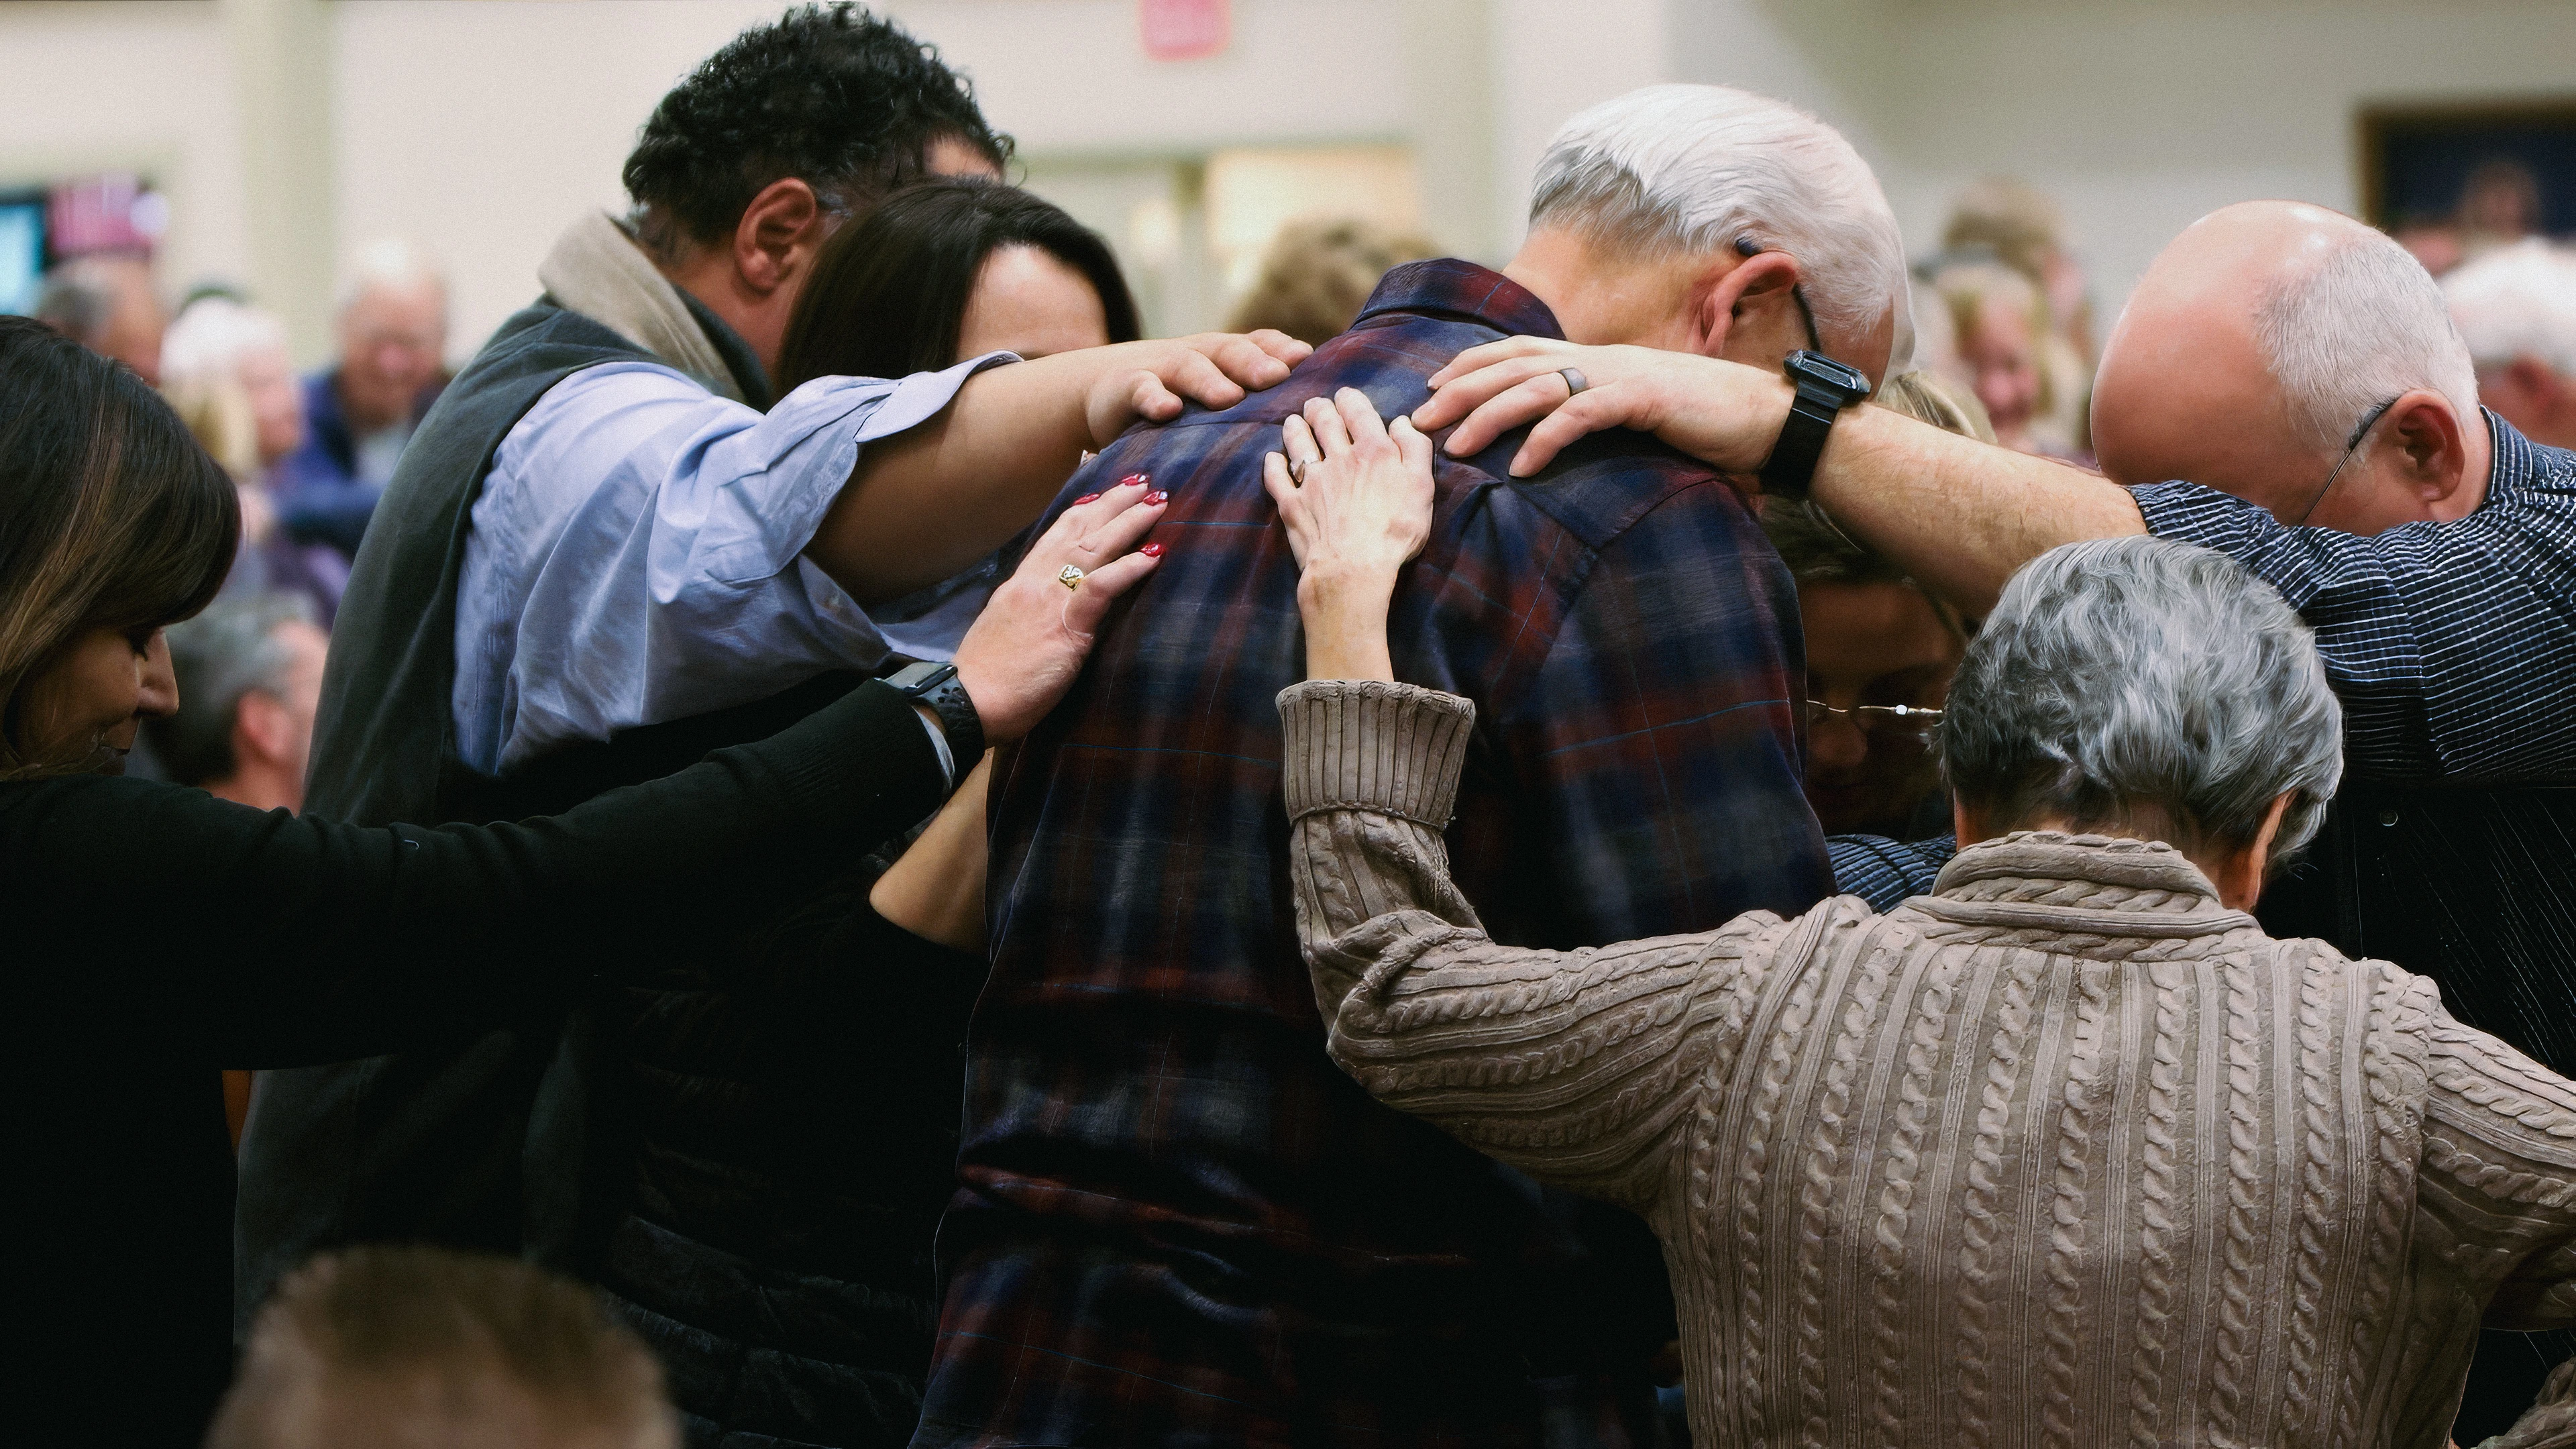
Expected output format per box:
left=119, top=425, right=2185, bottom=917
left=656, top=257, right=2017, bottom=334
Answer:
left=885, top=661, right=984, bottom=785
left=1758, top=349, right=1872, bottom=500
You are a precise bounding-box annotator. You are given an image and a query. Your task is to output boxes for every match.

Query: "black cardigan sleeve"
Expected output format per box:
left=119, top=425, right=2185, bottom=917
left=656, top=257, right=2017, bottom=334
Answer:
left=0, top=680, right=951, bottom=1067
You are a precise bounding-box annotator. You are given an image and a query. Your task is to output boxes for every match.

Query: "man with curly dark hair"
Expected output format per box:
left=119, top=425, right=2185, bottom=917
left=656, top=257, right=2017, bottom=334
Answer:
left=237, top=8, right=1306, bottom=1447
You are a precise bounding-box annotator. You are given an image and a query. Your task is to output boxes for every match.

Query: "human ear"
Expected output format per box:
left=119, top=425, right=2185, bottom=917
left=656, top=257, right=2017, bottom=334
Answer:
left=2213, top=792, right=2294, bottom=912
left=732, top=178, right=826, bottom=298
left=2383, top=389, right=2471, bottom=508
left=234, top=690, right=292, bottom=768
left=1697, top=249, right=1802, bottom=361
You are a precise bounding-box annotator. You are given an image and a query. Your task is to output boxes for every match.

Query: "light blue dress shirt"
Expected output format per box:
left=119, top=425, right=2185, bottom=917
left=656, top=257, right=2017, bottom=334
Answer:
left=452, top=352, right=1010, bottom=775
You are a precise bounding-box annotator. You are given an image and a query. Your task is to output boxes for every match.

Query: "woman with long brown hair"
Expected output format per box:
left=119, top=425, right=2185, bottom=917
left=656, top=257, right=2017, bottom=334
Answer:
left=0, top=315, right=1166, bottom=1443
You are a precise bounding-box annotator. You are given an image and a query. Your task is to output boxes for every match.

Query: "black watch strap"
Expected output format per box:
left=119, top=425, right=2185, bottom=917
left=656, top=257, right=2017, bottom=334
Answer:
left=885, top=661, right=985, bottom=784
left=1759, top=350, right=1870, bottom=500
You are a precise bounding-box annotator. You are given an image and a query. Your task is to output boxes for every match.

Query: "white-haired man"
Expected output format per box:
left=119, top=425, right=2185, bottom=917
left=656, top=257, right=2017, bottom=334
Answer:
left=1417, top=198, right=2576, bottom=1439
left=272, top=239, right=452, bottom=559
left=913, top=82, right=1909, bottom=1448
left=2448, top=237, right=2576, bottom=449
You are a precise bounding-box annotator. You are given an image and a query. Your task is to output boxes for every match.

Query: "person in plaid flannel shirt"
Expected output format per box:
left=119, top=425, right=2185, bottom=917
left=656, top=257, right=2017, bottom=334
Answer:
left=910, top=85, right=1914, bottom=1448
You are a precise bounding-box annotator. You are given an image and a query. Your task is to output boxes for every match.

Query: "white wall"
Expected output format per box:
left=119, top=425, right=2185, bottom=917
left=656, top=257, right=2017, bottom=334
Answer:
left=0, top=2, right=249, bottom=311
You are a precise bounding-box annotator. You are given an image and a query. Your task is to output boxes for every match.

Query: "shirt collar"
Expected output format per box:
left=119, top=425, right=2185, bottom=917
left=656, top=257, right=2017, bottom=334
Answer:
left=1352, top=258, right=1566, bottom=341
left=678, top=288, right=775, bottom=411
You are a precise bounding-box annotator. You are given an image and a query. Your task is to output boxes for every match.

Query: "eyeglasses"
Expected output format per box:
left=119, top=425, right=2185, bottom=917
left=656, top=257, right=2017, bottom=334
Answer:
left=2288, top=394, right=2400, bottom=527
left=1804, top=700, right=1944, bottom=742
left=1739, top=235, right=1827, bottom=355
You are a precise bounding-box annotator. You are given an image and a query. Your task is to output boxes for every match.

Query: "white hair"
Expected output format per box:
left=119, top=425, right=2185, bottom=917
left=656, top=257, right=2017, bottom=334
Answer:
left=2445, top=238, right=2576, bottom=378
left=337, top=236, right=446, bottom=317
left=2251, top=224, right=2479, bottom=456
left=1527, top=83, right=1912, bottom=378
left=160, top=295, right=289, bottom=385
left=1944, top=535, right=2344, bottom=858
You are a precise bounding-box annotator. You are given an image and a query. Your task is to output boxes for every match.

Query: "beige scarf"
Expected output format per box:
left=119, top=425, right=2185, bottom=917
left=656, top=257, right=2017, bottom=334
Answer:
left=536, top=211, right=745, bottom=404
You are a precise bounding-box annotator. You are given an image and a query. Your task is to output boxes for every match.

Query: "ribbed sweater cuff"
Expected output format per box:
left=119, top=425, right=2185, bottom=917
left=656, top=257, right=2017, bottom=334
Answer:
left=1277, top=680, right=1476, bottom=828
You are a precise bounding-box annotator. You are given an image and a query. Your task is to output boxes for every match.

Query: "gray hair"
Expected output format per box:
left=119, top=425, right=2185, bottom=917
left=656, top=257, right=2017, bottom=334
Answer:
left=32, top=256, right=142, bottom=347
left=2445, top=237, right=2576, bottom=378
left=1528, top=83, right=1913, bottom=378
left=2253, top=220, right=2478, bottom=456
left=1941, top=536, right=2343, bottom=859
left=337, top=235, right=447, bottom=318
left=146, top=592, right=317, bottom=787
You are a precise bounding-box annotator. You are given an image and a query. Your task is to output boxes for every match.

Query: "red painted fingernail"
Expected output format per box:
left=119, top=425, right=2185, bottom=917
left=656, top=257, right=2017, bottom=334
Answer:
left=1120, top=474, right=1150, bottom=488
left=1140, top=543, right=1165, bottom=558
left=1144, top=490, right=1169, bottom=506
left=1071, top=493, right=1101, bottom=505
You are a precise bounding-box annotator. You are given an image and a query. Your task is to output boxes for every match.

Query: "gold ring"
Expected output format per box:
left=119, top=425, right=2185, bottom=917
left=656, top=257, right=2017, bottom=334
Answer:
left=1057, top=564, right=1086, bottom=590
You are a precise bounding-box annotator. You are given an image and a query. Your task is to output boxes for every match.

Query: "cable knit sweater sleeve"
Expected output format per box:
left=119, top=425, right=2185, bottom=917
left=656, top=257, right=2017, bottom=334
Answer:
left=2416, top=1007, right=2576, bottom=1448
left=1279, top=679, right=1784, bottom=1214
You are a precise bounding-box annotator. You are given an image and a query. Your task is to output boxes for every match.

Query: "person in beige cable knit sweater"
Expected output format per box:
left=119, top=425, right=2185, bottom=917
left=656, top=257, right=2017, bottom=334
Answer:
left=1258, top=386, right=2576, bottom=1447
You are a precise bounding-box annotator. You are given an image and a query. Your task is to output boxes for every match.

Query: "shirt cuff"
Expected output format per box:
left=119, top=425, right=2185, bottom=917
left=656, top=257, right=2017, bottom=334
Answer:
left=912, top=702, right=959, bottom=788
left=1277, top=680, right=1476, bottom=828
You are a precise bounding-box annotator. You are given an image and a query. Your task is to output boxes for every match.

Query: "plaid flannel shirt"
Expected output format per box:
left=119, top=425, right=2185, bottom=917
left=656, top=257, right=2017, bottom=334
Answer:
left=1825, top=415, right=2576, bottom=913
left=916, top=260, right=1829, bottom=1448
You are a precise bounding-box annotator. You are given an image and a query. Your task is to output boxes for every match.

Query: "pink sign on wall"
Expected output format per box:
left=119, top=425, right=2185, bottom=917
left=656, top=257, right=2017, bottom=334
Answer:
left=1140, top=0, right=1230, bottom=61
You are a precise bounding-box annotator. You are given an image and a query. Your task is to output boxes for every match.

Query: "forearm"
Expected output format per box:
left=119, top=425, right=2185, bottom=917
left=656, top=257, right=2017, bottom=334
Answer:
left=19, top=681, right=951, bottom=1064
left=1279, top=680, right=1716, bottom=1206
left=1297, top=565, right=1400, bottom=681
left=1809, top=401, right=2145, bottom=616
left=871, top=750, right=992, bottom=952
left=807, top=353, right=1102, bottom=603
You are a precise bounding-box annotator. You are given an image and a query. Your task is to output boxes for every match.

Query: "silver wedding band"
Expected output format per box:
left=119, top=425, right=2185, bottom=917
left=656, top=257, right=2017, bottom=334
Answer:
left=1559, top=367, right=1589, bottom=397
left=1289, top=457, right=1313, bottom=487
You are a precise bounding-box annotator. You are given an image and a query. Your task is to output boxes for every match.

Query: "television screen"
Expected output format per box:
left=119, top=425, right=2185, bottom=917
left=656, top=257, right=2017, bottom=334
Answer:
left=0, top=197, right=44, bottom=316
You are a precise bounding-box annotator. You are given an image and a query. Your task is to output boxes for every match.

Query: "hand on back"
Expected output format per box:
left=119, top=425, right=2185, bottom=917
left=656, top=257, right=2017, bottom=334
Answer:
left=1085, top=329, right=1313, bottom=445
left=1412, top=337, right=1788, bottom=478
left=1263, top=388, right=1437, bottom=682
left=951, top=476, right=1168, bottom=742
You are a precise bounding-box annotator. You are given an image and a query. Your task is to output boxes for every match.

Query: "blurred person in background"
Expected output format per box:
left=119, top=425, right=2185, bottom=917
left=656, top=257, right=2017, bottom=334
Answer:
left=237, top=8, right=1304, bottom=1446
left=1224, top=215, right=1440, bottom=346
left=1931, top=260, right=2072, bottom=458
left=2447, top=237, right=2576, bottom=448
left=148, top=592, right=327, bottom=814
left=160, top=295, right=348, bottom=625
left=2459, top=156, right=2547, bottom=261
left=32, top=252, right=166, bottom=384
left=0, top=313, right=1164, bottom=1446
left=1943, top=176, right=2094, bottom=446
left=273, top=238, right=451, bottom=562
left=1944, top=175, right=2094, bottom=360
left=209, top=1246, right=680, bottom=1449
left=1765, top=370, right=1987, bottom=841
left=916, top=81, right=1907, bottom=1449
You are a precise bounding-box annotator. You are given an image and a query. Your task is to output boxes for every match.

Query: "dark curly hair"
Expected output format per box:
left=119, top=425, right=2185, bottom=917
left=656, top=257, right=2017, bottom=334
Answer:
left=621, top=4, right=1013, bottom=260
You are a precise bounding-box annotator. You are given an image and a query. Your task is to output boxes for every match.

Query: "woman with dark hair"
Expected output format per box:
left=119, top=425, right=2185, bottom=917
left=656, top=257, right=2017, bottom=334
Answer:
left=0, top=315, right=1167, bottom=1443
left=776, top=176, right=1142, bottom=392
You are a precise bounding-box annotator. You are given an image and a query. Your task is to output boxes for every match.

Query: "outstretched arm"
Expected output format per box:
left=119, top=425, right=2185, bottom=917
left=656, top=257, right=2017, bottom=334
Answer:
left=1269, top=390, right=1780, bottom=1212
left=813, top=331, right=1308, bottom=602
left=1409, top=339, right=2141, bottom=616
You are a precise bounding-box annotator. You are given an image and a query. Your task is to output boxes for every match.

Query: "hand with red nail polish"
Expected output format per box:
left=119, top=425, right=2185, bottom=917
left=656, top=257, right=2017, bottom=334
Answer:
left=1071, top=494, right=1101, bottom=506
left=952, top=481, right=1169, bottom=743
left=1144, top=490, right=1169, bottom=507
left=1120, top=474, right=1151, bottom=489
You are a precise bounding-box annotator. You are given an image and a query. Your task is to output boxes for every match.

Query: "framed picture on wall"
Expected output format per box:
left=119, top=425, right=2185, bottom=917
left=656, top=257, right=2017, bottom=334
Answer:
left=2359, top=99, right=2576, bottom=275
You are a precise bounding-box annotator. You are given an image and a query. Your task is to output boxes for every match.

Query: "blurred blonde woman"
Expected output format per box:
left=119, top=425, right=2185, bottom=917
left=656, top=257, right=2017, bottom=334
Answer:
left=160, top=298, right=348, bottom=622
left=1932, top=261, right=2080, bottom=460
left=1226, top=216, right=1439, bottom=346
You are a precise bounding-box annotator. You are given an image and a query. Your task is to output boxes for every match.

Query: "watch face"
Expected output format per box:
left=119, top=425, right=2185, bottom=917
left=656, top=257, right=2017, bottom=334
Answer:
left=1788, top=350, right=1871, bottom=400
